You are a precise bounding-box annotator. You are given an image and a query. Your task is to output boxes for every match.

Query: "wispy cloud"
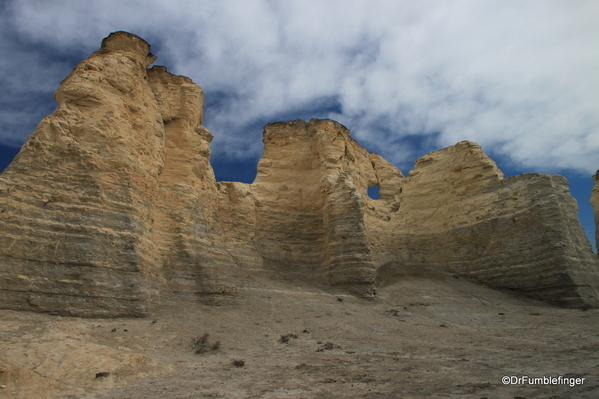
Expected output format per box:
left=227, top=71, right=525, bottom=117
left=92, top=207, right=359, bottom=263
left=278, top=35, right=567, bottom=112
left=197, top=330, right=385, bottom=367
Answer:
left=1, top=0, right=598, bottom=174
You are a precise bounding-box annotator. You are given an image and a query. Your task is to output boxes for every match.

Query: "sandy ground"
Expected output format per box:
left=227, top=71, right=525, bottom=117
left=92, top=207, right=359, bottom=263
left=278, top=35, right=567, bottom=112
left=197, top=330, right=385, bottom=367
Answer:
left=1, top=269, right=598, bottom=399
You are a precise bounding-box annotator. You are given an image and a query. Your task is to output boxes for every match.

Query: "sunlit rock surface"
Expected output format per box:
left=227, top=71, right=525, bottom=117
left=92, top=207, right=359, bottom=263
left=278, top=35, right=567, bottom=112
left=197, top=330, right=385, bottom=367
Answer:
left=1, top=32, right=598, bottom=317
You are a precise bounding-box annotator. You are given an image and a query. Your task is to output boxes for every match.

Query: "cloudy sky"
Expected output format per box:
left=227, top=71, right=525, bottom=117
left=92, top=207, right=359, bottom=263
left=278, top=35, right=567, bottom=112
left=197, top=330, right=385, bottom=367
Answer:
left=0, top=0, right=598, bottom=248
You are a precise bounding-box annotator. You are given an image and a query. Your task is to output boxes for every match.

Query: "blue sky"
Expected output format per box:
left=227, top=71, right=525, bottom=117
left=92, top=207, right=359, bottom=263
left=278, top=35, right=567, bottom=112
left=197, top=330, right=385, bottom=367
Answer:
left=0, top=0, right=598, bottom=250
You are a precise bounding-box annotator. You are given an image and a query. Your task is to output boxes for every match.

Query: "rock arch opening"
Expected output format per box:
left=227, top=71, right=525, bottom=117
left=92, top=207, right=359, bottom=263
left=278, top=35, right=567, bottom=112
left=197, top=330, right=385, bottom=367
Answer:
left=367, top=185, right=380, bottom=200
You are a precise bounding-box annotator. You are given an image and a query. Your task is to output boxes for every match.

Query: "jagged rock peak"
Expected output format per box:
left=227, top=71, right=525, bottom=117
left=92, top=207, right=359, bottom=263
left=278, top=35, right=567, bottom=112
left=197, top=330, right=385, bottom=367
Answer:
left=98, top=31, right=156, bottom=68
left=0, top=31, right=234, bottom=317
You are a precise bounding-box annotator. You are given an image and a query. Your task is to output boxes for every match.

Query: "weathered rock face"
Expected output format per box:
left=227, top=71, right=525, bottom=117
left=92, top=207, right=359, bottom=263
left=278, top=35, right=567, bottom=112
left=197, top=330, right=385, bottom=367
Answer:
left=1, top=32, right=598, bottom=316
left=220, top=122, right=599, bottom=307
left=367, top=142, right=599, bottom=307
left=0, top=32, right=238, bottom=317
left=221, top=120, right=382, bottom=296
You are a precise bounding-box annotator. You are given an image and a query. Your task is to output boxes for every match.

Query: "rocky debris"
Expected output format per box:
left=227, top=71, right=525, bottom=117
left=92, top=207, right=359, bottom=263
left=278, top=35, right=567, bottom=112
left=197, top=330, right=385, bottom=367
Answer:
left=1, top=31, right=598, bottom=317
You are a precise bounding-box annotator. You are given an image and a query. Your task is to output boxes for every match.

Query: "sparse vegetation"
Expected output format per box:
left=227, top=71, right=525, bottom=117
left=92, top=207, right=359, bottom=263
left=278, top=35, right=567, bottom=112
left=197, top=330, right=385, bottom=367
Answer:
left=192, top=333, right=221, bottom=354
left=316, top=342, right=340, bottom=352
left=279, top=333, right=298, bottom=343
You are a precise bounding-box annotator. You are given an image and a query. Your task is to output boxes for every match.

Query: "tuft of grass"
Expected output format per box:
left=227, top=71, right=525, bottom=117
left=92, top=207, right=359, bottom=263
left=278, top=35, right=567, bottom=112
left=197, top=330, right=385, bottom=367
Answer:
left=316, top=342, right=340, bottom=352
left=192, top=333, right=221, bottom=354
left=279, top=333, right=298, bottom=343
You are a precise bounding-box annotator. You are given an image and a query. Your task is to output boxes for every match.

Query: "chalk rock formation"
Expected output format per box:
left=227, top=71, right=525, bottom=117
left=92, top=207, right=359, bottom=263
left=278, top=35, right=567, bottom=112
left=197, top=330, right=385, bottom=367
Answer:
left=369, top=142, right=599, bottom=307
left=1, top=32, right=599, bottom=317
left=217, top=120, right=383, bottom=296
left=218, top=122, right=599, bottom=307
left=0, top=32, right=238, bottom=317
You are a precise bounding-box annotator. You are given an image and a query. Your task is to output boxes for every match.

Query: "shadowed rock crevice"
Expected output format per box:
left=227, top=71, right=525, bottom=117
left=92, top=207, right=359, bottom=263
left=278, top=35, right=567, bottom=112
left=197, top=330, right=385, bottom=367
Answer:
left=1, top=31, right=598, bottom=317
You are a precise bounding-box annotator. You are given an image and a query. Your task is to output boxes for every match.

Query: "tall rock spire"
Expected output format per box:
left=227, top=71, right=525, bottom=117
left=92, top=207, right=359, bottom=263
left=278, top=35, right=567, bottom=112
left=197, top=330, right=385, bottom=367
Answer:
left=0, top=32, right=238, bottom=317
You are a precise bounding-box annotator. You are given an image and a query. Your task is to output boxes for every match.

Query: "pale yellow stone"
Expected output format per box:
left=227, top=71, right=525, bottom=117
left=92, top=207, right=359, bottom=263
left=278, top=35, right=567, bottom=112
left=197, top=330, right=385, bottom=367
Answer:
left=1, top=32, right=598, bottom=316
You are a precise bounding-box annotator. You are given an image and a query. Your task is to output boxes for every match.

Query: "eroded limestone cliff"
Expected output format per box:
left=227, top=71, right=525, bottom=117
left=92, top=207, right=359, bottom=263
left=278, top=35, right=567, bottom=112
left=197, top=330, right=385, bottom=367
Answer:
left=1, top=32, right=598, bottom=317
left=217, top=120, right=382, bottom=297
left=0, top=32, right=239, bottom=317
left=368, top=142, right=599, bottom=307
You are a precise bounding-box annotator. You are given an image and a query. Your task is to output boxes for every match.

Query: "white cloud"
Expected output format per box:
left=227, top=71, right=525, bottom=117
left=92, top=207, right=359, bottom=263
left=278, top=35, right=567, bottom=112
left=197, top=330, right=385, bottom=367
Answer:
left=1, top=0, right=598, bottom=174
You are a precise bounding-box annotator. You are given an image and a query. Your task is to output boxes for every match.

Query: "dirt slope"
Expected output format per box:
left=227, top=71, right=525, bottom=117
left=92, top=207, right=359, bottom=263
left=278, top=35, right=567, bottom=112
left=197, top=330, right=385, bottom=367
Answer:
left=1, top=270, right=597, bottom=398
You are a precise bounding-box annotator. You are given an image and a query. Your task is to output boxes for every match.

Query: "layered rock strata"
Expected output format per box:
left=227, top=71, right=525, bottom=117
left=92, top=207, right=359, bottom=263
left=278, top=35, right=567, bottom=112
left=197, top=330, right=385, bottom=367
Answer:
left=367, top=142, right=599, bottom=307
left=1, top=32, right=598, bottom=317
left=217, top=122, right=599, bottom=307
left=228, top=120, right=381, bottom=296
left=0, top=32, right=238, bottom=317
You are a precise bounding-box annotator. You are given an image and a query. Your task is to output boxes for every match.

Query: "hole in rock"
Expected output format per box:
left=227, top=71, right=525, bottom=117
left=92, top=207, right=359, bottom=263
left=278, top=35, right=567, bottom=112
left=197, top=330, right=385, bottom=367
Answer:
left=210, top=158, right=260, bottom=184
left=367, top=185, right=380, bottom=200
